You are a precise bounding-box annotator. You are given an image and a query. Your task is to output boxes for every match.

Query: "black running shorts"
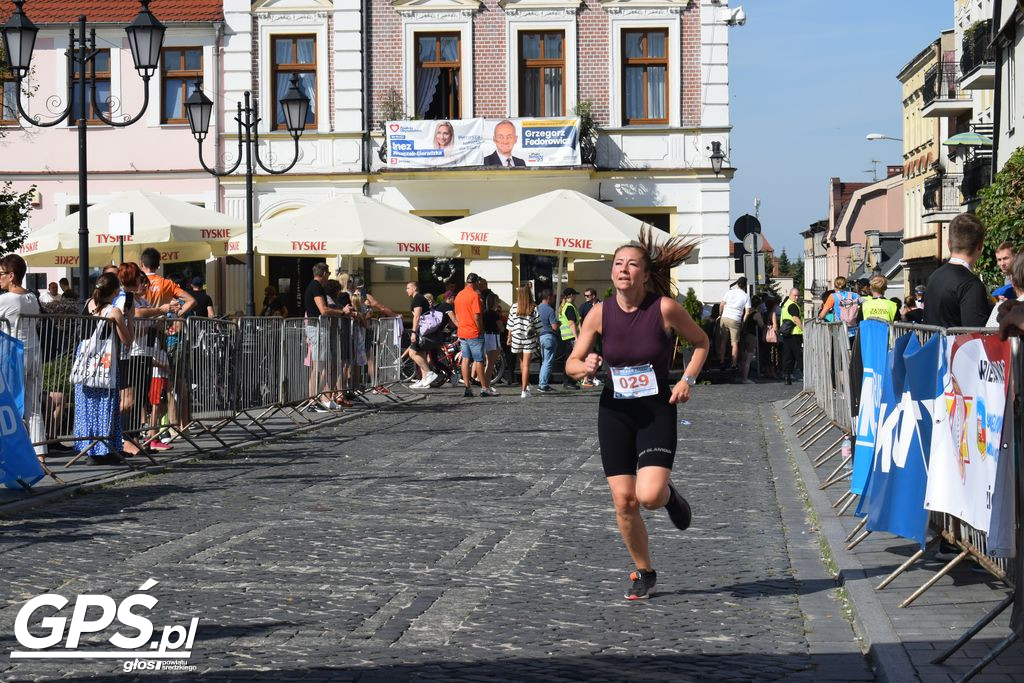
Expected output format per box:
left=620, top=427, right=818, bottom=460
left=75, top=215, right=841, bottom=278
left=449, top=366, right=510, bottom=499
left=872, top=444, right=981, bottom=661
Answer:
left=597, top=386, right=677, bottom=477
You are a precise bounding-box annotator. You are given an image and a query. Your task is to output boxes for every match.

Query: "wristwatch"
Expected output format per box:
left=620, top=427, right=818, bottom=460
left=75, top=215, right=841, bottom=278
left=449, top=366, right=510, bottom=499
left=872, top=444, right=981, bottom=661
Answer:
left=682, top=375, right=696, bottom=387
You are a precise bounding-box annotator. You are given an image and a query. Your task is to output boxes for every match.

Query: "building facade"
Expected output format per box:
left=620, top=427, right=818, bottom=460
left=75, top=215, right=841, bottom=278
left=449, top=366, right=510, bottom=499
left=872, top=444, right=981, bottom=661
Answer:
left=0, top=1, right=225, bottom=289
left=223, top=0, right=736, bottom=313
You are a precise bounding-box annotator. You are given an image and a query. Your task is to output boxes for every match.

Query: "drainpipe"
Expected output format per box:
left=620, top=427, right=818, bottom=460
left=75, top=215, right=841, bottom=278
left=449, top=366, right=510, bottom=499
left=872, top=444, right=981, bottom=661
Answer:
left=992, top=0, right=1003, bottom=175
left=214, top=21, right=225, bottom=212
left=361, top=0, right=372, bottom=181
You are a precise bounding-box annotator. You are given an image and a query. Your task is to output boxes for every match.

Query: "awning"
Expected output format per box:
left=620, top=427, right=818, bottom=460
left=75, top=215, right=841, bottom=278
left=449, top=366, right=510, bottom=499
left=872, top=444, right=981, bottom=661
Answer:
left=228, top=194, right=460, bottom=258
left=19, top=191, right=243, bottom=266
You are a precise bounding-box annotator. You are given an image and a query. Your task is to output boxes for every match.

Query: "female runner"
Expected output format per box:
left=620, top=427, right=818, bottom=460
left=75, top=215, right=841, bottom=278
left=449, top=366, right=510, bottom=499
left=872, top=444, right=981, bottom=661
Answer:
left=566, top=227, right=709, bottom=600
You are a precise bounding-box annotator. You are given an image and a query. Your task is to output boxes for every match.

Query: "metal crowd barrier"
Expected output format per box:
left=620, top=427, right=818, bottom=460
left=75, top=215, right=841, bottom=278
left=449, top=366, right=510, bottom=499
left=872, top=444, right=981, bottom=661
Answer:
left=790, top=319, right=1024, bottom=680
left=4, top=311, right=406, bottom=480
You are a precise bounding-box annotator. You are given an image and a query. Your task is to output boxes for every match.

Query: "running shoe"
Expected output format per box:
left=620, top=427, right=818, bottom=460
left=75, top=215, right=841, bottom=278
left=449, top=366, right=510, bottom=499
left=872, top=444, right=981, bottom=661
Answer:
left=150, top=441, right=172, bottom=452
left=665, top=481, right=692, bottom=531
left=423, top=371, right=438, bottom=385
left=536, top=385, right=556, bottom=394
left=463, top=388, right=473, bottom=398
left=625, top=568, right=657, bottom=600
left=481, top=387, right=499, bottom=397
left=520, top=390, right=529, bottom=399
left=563, top=383, right=580, bottom=391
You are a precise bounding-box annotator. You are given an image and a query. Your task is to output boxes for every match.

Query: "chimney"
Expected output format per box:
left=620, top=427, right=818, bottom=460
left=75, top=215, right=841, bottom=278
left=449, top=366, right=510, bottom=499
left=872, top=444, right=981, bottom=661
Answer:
left=886, top=165, right=903, bottom=179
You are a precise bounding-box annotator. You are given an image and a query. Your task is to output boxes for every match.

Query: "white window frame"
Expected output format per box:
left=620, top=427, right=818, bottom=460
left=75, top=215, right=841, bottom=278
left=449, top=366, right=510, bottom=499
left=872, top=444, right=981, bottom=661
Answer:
left=57, top=30, right=122, bottom=127
left=505, top=14, right=577, bottom=118
left=403, top=18, right=474, bottom=120
left=1008, top=39, right=1016, bottom=133
left=260, top=19, right=330, bottom=134
left=607, top=13, right=681, bottom=128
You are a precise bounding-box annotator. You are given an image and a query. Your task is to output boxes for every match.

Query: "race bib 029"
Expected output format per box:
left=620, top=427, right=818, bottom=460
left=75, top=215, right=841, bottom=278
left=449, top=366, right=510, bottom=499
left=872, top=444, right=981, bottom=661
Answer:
left=610, top=364, right=659, bottom=399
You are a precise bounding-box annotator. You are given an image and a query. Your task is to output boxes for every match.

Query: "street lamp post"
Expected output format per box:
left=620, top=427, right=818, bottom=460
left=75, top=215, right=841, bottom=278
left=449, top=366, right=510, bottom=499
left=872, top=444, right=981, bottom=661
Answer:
left=2, top=0, right=164, bottom=295
left=707, top=141, right=726, bottom=176
left=865, top=133, right=903, bottom=142
left=184, top=78, right=310, bottom=316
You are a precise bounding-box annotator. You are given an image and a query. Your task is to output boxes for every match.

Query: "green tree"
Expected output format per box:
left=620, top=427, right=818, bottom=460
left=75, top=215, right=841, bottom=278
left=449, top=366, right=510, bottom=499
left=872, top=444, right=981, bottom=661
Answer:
left=791, top=257, right=805, bottom=294
left=0, top=182, right=34, bottom=252
left=777, top=249, right=791, bottom=276
left=681, top=287, right=702, bottom=319
left=977, top=146, right=1024, bottom=286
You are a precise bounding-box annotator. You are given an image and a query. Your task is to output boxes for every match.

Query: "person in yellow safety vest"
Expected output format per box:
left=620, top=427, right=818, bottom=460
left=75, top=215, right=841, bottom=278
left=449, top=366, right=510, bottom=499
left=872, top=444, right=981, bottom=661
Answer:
left=860, top=275, right=898, bottom=323
left=558, top=288, right=581, bottom=390
left=779, top=287, right=804, bottom=385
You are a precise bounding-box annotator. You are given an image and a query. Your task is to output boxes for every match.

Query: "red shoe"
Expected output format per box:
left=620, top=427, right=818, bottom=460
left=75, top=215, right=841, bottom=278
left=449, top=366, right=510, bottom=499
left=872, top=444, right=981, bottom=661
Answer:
left=150, top=441, right=173, bottom=451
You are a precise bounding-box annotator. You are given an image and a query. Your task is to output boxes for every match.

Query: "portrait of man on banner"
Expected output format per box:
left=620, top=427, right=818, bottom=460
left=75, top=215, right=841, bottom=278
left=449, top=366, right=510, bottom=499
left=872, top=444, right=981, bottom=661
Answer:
left=483, top=120, right=526, bottom=167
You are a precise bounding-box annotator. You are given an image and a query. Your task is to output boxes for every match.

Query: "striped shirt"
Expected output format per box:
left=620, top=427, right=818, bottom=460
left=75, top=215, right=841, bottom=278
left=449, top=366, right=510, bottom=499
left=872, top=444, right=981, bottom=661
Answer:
left=507, top=303, right=542, bottom=349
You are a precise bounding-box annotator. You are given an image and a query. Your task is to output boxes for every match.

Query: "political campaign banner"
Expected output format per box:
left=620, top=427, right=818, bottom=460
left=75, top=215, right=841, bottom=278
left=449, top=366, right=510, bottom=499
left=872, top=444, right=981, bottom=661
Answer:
left=0, top=329, right=25, bottom=417
left=384, top=117, right=580, bottom=169
left=0, top=331, right=43, bottom=489
left=385, top=118, right=484, bottom=168
left=851, top=320, right=889, bottom=497
left=924, top=333, right=1013, bottom=532
left=857, top=333, right=939, bottom=547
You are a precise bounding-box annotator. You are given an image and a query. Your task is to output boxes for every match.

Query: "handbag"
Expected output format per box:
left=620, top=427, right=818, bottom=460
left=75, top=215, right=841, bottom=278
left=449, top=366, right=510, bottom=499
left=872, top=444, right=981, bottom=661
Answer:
left=765, top=326, right=778, bottom=344
left=69, top=308, right=119, bottom=389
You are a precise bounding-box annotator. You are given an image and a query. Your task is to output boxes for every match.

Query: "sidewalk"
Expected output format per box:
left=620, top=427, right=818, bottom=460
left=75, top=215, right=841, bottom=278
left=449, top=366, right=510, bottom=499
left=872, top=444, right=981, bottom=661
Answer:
left=773, top=397, right=1024, bottom=683
left=0, top=390, right=422, bottom=516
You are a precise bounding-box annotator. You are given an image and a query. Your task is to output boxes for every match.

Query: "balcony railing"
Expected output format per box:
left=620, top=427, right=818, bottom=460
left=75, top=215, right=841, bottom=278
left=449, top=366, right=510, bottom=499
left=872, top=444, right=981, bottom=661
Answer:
left=961, top=20, right=994, bottom=78
left=924, top=60, right=960, bottom=107
left=961, top=157, right=992, bottom=204
left=922, top=173, right=963, bottom=213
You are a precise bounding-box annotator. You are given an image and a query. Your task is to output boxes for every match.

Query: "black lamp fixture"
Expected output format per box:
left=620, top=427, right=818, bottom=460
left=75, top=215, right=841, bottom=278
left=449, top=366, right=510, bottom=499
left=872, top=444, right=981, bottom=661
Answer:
left=124, top=0, right=165, bottom=79
left=708, top=140, right=726, bottom=176
left=1, top=0, right=37, bottom=80
left=186, top=78, right=311, bottom=316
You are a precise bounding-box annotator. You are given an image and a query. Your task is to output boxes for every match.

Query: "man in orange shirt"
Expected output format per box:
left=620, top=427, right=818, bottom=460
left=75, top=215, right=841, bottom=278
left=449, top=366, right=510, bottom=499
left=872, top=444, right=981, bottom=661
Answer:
left=140, top=248, right=196, bottom=315
left=454, top=273, right=496, bottom=397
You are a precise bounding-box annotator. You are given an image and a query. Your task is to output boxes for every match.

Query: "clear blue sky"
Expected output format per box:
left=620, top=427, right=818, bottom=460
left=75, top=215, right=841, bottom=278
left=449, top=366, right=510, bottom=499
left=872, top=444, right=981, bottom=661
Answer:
left=729, top=1, right=952, bottom=259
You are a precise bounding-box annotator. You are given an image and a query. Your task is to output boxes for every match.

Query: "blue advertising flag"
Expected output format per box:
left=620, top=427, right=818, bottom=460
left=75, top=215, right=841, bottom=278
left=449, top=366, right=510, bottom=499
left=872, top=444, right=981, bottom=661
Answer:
left=0, top=330, right=25, bottom=417
left=857, top=332, right=936, bottom=547
left=0, top=331, right=43, bottom=489
left=851, top=320, right=889, bottom=496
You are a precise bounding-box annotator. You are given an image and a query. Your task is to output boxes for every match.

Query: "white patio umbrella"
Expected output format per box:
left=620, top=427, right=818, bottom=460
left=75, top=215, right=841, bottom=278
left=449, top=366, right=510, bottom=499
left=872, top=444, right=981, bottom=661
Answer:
left=19, top=191, right=244, bottom=267
left=435, top=188, right=672, bottom=298
left=227, top=194, right=460, bottom=258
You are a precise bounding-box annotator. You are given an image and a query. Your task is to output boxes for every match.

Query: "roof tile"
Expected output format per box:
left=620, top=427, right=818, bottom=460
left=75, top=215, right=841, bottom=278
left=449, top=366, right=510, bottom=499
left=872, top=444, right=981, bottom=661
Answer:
left=0, top=1, right=224, bottom=24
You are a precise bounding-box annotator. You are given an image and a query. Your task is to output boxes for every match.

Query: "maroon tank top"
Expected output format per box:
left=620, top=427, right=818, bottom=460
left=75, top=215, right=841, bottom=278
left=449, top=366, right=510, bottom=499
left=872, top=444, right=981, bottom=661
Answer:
left=601, top=292, right=673, bottom=381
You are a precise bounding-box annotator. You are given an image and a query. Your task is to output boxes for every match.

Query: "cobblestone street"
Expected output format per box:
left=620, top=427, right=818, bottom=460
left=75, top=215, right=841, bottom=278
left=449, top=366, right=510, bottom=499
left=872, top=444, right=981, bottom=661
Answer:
left=0, top=384, right=873, bottom=681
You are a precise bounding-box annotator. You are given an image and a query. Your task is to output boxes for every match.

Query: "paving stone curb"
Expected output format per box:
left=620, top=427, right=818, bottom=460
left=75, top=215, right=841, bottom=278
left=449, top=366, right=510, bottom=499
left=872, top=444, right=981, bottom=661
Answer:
left=771, top=398, right=920, bottom=683
left=0, top=393, right=424, bottom=518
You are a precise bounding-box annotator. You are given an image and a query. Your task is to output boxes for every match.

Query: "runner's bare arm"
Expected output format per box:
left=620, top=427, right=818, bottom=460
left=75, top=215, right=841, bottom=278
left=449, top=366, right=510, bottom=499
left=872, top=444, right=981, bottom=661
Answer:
left=662, top=297, right=708, bottom=404
left=565, top=302, right=603, bottom=381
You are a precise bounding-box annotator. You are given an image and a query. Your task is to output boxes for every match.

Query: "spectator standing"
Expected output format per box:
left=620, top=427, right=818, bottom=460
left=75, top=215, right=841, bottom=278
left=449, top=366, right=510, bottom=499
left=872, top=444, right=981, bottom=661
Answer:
left=987, top=251, right=1024, bottom=327
left=59, top=277, right=77, bottom=300
left=779, top=288, right=804, bottom=385
left=140, top=248, right=195, bottom=316
left=536, top=289, right=559, bottom=393
left=305, top=263, right=350, bottom=411
left=558, top=288, right=581, bottom=390
left=914, top=284, right=927, bottom=309
left=993, top=242, right=1019, bottom=300
left=579, top=288, right=600, bottom=321
left=819, top=276, right=860, bottom=345
left=761, top=297, right=781, bottom=380
left=73, top=273, right=134, bottom=464
left=38, top=282, right=58, bottom=306
left=507, top=284, right=542, bottom=398
left=718, top=277, right=751, bottom=369
left=923, top=213, right=992, bottom=328
left=819, top=291, right=834, bottom=322
left=482, top=293, right=504, bottom=385
left=405, top=281, right=437, bottom=387
left=261, top=285, right=289, bottom=317
left=737, top=294, right=763, bottom=384
left=454, top=273, right=496, bottom=397
left=0, top=254, right=44, bottom=455
left=188, top=277, right=216, bottom=317
left=901, top=295, right=925, bottom=324
left=859, top=276, right=898, bottom=323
